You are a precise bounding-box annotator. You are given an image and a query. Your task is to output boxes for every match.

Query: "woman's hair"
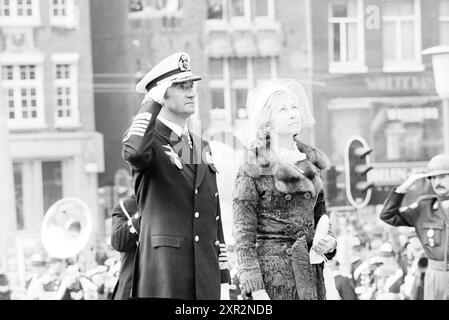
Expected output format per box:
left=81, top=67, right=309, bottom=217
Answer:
left=245, top=79, right=314, bottom=149
left=253, top=90, right=300, bottom=147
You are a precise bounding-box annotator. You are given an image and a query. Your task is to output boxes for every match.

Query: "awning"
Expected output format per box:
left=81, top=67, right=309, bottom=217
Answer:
left=257, top=30, right=283, bottom=57
left=232, top=30, right=257, bottom=58
left=205, top=31, right=233, bottom=58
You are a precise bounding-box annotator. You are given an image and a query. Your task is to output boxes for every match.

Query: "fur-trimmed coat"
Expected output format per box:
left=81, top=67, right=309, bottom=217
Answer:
left=232, top=139, right=336, bottom=300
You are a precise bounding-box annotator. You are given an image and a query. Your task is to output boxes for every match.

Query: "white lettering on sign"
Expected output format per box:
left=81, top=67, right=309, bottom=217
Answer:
left=386, top=107, right=439, bottom=122
left=368, top=162, right=428, bottom=185
left=365, top=76, right=434, bottom=92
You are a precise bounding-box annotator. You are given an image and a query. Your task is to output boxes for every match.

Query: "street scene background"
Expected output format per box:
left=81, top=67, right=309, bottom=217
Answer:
left=0, top=0, right=448, bottom=300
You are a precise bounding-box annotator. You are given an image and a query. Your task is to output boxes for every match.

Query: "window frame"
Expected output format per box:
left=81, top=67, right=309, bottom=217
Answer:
left=51, top=53, right=80, bottom=128
left=12, top=159, right=72, bottom=231
left=253, top=0, right=275, bottom=23
left=0, top=0, right=41, bottom=27
left=382, top=0, right=424, bottom=73
left=49, top=0, right=75, bottom=27
left=0, top=53, right=46, bottom=130
left=209, top=56, right=277, bottom=123
left=328, top=0, right=368, bottom=74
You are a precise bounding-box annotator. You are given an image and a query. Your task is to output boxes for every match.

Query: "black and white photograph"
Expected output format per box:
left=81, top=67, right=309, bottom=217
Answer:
left=1, top=0, right=449, bottom=313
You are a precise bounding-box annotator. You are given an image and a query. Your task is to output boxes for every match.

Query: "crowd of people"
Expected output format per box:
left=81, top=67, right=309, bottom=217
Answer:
left=322, top=214, right=428, bottom=300
left=0, top=246, right=121, bottom=300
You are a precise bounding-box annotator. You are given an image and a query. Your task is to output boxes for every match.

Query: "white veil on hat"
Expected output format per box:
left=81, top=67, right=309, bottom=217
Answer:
left=238, top=78, right=315, bottom=147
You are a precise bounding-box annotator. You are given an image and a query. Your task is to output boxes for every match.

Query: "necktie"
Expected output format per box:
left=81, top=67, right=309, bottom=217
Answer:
left=181, top=130, right=193, bottom=150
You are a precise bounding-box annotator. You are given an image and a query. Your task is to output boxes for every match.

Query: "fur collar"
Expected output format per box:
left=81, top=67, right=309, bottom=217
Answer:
left=242, top=139, right=331, bottom=195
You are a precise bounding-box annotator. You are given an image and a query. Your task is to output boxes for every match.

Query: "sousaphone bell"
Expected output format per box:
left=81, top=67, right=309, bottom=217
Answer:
left=41, top=198, right=93, bottom=259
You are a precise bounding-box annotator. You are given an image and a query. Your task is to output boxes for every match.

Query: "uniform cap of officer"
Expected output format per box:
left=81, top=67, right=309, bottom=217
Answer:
left=426, top=154, right=449, bottom=177
left=136, top=52, right=202, bottom=94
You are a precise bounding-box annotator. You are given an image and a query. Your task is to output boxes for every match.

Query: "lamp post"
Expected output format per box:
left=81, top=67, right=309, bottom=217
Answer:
left=422, top=46, right=449, bottom=154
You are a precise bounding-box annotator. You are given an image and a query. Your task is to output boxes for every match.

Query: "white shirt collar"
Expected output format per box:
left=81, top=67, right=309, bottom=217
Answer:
left=158, top=116, right=188, bottom=137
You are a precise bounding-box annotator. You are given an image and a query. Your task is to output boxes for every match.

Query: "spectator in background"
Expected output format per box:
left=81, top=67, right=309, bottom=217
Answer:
left=373, top=243, right=405, bottom=300
left=350, top=236, right=370, bottom=289
left=0, top=269, right=11, bottom=300
left=26, top=253, right=49, bottom=300
left=331, top=260, right=357, bottom=300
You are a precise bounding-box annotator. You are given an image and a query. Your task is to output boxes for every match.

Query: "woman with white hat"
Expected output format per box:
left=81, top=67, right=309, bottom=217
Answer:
left=232, top=79, right=338, bottom=300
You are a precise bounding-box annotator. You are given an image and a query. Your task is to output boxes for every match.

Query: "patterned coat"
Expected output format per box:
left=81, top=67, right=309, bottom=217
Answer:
left=233, top=140, right=336, bottom=300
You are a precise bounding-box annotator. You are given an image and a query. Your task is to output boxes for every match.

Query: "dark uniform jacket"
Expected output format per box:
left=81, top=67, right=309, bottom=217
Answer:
left=110, top=196, right=140, bottom=300
left=380, top=190, right=449, bottom=262
left=122, top=100, right=231, bottom=300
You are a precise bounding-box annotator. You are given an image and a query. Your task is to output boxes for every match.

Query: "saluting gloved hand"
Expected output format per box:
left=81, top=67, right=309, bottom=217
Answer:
left=396, top=173, right=430, bottom=194
left=141, top=80, right=173, bottom=105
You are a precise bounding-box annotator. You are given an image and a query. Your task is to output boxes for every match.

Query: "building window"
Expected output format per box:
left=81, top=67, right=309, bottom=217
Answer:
left=328, top=0, right=367, bottom=73
left=253, top=0, right=274, bottom=21
left=230, top=0, right=247, bottom=18
left=128, top=0, right=182, bottom=19
left=0, top=0, right=11, bottom=16
left=1, top=64, right=44, bottom=128
left=209, top=56, right=277, bottom=122
left=42, top=161, right=63, bottom=213
left=207, top=0, right=224, bottom=20
left=51, top=0, right=67, bottom=16
left=440, top=0, right=449, bottom=45
left=49, top=0, right=78, bottom=27
left=17, top=0, right=33, bottom=16
left=0, top=0, right=40, bottom=26
left=52, top=54, right=80, bottom=127
left=382, top=0, right=424, bottom=72
left=12, top=160, right=67, bottom=231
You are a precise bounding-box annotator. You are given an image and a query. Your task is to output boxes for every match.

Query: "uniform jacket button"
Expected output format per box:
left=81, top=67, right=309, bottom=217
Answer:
left=285, top=225, right=293, bottom=232
left=195, top=235, right=200, bottom=242
left=195, top=189, right=198, bottom=195
left=308, top=222, right=314, bottom=229
left=285, top=194, right=292, bottom=201
left=195, top=212, right=200, bottom=218
left=286, top=248, right=293, bottom=256
left=304, top=192, right=311, bottom=200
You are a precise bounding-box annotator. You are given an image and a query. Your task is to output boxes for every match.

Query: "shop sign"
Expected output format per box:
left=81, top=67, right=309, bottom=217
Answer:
left=386, top=106, right=439, bottom=123
left=365, top=75, right=435, bottom=93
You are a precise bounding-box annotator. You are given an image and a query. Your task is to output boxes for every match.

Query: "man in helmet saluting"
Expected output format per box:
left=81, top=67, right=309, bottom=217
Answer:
left=122, top=52, right=231, bottom=300
left=380, top=154, right=449, bottom=300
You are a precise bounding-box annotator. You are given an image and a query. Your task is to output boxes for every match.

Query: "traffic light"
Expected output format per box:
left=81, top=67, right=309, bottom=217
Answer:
left=344, top=136, right=374, bottom=209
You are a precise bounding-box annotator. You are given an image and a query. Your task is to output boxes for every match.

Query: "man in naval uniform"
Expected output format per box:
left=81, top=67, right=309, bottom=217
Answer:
left=122, top=52, right=231, bottom=300
left=380, top=154, right=449, bottom=300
